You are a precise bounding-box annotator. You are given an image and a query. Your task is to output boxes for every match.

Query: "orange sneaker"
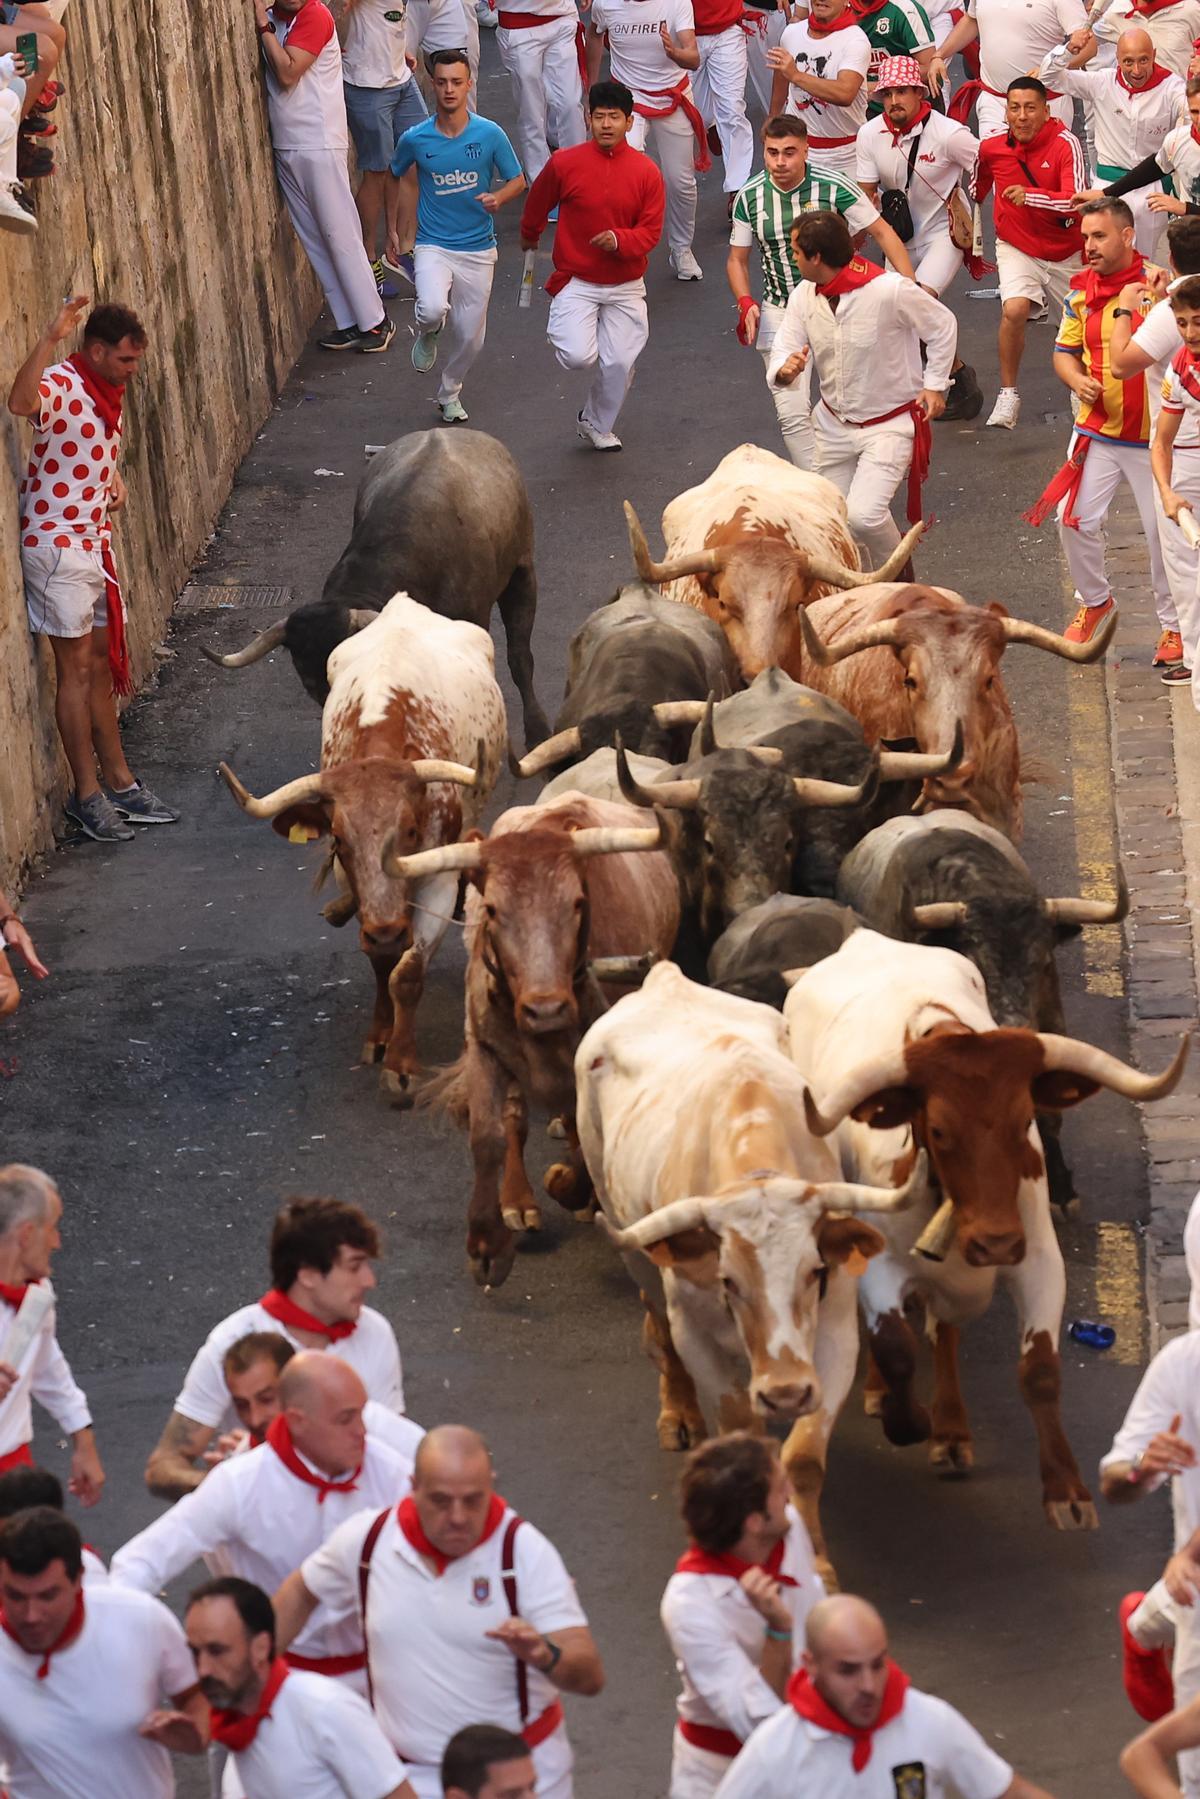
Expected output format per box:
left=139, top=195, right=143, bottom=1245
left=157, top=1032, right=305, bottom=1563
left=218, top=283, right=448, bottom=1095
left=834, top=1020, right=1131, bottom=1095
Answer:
left=1064, top=596, right=1116, bottom=644
left=1119, top=1592, right=1175, bottom=1721
left=1154, top=629, right=1184, bottom=666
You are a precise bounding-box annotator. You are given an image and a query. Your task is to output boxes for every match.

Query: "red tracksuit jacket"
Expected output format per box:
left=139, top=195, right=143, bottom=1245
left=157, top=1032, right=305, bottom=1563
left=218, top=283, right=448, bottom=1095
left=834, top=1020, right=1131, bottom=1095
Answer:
left=972, top=117, right=1085, bottom=262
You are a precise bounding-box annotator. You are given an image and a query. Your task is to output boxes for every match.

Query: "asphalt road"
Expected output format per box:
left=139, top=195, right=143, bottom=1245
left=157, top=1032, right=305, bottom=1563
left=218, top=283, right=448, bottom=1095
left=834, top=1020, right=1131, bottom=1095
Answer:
left=0, top=46, right=1182, bottom=1798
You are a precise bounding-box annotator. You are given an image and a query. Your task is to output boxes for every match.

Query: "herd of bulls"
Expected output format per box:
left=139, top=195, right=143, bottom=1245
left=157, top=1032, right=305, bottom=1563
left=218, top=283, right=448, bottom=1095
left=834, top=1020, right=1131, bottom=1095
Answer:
left=208, top=425, right=1187, bottom=1582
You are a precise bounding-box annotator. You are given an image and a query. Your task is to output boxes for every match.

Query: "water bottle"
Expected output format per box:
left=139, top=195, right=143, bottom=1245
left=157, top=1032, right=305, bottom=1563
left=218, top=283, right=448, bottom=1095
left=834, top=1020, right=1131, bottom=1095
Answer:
left=1068, top=1319, right=1116, bottom=1350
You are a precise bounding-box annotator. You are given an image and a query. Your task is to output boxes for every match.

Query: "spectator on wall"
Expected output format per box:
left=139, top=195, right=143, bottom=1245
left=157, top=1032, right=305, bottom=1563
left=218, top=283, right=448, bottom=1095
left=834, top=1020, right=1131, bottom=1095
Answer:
left=0, top=50, right=35, bottom=228
left=340, top=0, right=426, bottom=292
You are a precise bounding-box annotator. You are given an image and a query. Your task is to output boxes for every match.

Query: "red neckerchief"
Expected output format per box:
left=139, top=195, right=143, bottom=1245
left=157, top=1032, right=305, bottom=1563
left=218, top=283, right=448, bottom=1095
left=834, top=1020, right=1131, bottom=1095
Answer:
left=265, top=1415, right=361, bottom=1505
left=66, top=352, right=123, bottom=438
left=851, top=0, right=887, bottom=13
left=675, top=1535, right=799, bottom=1587
left=1, top=1589, right=85, bottom=1679
left=806, top=6, right=860, bottom=34
left=1131, top=0, right=1184, bottom=16
left=817, top=255, right=885, bottom=299
left=1080, top=249, right=1145, bottom=307
left=1192, top=122, right=1200, bottom=147
left=788, top=1662, right=910, bottom=1770
left=397, top=1492, right=507, bottom=1575
left=886, top=101, right=931, bottom=144
left=1173, top=343, right=1200, bottom=405
left=209, top=1658, right=290, bottom=1750
left=1116, top=61, right=1174, bottom=92
left=0, top=1280, right=35, bottom=1311
left=259, top=1288, right=356, bottom=1343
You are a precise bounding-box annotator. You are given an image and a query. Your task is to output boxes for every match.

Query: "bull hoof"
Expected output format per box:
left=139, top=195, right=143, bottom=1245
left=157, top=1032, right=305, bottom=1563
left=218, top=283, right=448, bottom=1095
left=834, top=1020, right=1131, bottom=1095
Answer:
left=657, top=1412, right=705, bottom=1451
left=1044, top=1496, right=1099, bottom=1532
left=380, top=1068, right=417, bottom=1108
left=930, top=1437, right=974, bottom=1477
left=544, top=1162, right=582, bottom=1206
left=1056, top=1196, right=1083, bottom=1221
left=501, top=1206, right=527, bottom=1233
left=546, top=1116, right=567, bottom=1141
left=470, top=1241, right=516, bottom=1291
left=880, top=1395, right=931, bottom=1448
left=863, top=1389, right=884, bottom=1418
left=522, top=1207, right=542, bottom=1231
left=361, top=1040, right=387, bottom=1066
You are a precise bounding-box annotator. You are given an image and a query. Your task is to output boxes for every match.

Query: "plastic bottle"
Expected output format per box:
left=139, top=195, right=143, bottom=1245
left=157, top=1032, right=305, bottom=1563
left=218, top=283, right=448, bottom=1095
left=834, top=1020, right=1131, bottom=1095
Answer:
left=1068, top=1319, right=1116, bottom=1350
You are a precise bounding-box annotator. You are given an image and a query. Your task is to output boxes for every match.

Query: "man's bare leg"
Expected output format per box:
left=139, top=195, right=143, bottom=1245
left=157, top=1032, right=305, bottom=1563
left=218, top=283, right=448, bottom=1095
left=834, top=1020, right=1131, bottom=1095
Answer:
left=48, top=633, right=101, bottom=800
left=87, top=625, right=134, bottom=791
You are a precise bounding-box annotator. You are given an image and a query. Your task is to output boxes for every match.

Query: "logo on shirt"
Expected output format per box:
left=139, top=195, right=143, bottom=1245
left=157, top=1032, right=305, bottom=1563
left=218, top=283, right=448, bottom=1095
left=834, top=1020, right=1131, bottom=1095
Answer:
left=876, top=16, right=890, bottom=30
left=431, top=168, right=481, bottom=189
left=892, top=1764, right=927, bottom=1799
left=466, top=142, right=482, bottom=160
left=472, top=1576, right=492, bottom=1605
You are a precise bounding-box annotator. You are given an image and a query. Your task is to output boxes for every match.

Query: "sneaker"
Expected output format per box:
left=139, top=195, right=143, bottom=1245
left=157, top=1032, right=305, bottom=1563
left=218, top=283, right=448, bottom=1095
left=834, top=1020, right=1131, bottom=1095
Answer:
left=0, top=182, right=36, bottom=234
left=411, top=327, right=441, bottom=372
left=1028, top=300, right=1048, bottom=323
left=358, top=316, right=396, bottom=353
left=64, top=790, right=135, bottom=842
left=940, top=362, right=983, bottom=422
left=1063, top=595, right=1116, bottom=644
left=577, top=411, right=622, bottom=451
left=104, top=779, right=180, bottom=824
left=670, top=247, right=703, bottom=282
left=1153, top=628, right=1184, bottom=666
left=318, top=324, right=361, bottom=351
left=16, top=139, right=53, bottom=179
left=986, top=388, right=1020, bottom=429
left=382, top=250, right=415, bottom=286
left=1119, top=1593, right=1175, bottom=1721
left=439, top=397, right=469, bottom=423
left=1162, top=662, right=1192, bottom=684
left=20, top=113, right=55, bottom=137
left=370, top=259, right=399, bottom=300
left=476, top=0, right=497, bottom=24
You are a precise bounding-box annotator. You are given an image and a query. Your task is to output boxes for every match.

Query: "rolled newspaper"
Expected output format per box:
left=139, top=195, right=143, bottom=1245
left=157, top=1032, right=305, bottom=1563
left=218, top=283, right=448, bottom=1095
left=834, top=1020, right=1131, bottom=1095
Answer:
left=518, top=249, right=536, bottom=310
left=971, top=203, right=985, bottom=265
left=1178, top=507, right=1200, bottom=551
left=0, top=1282, right=51, bottom=1369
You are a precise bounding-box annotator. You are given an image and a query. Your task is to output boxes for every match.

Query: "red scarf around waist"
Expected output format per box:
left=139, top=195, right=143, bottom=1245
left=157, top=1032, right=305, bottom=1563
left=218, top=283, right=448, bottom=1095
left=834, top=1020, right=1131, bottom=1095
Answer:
left=1116, top=62, right=1174, bottom=93
left=397, top=1491, right=507, bottom=1575
left=63, top=353, right=132, bottom=697
left=788, top=1661, right=910, bottom=1770
left=1080, top=250, right=1145, bottom=307
left=0, top=1280, right=36, bottom=1311
left=675, top=1534, right=799, bottom=1587
left=887, top=102, right=931, bottom=144
left=2, top=1589, right=85, bottom=1679
left=209, top=1657, right=290, bottom=1750
left=265, top=1415, right=361, bottom=1504
left=633, top=74, right=712, bottom=171
left=259, top=1288, right=357, bottom=1343
left=806, top=6, right=860, bottom=32
left=1024, top=433, right=1093, bottom=530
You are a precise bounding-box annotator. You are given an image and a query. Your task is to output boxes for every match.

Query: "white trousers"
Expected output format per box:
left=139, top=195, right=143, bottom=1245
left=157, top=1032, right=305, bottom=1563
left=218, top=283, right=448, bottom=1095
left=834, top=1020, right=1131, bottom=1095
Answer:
left=745, top=6, right=787, bottom=111
left=759, top=298, right=816, bottom=468
left=669, top=1730, right=733, bottom=1799
left=1, top=87, right=19, bottom=187
left=1157, top=451, right=1200, bottom=708
left=274, top=149, right=384, bottom=333
left=1057, top=432, right=1176, bottom=628
left=692, top=26, right=753, bottom=192
left=628, top=99, right=697, bottom=254
left=415, top=244, right=497, bottom=401
left=815, top=401, right=914, bottom=566
left=497, top=16, right=586, bottom=180
left=800, top=140, right=859, bottom=180
left=909, top=213, right=965, bottom=297
left=976, top=89, right=1073, bottom=139
left=1130, top=1580, right=1200, bottom=1797
left=548, top=276, right=649, bottom=433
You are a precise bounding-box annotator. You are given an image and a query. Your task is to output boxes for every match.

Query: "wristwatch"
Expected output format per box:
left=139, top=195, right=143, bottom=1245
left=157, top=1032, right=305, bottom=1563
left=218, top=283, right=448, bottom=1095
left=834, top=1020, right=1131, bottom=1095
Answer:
left=257, top=18, right=276, bottom=32
left=1112, top=307, right=1134, bottom=318
left=539, top=1637, right=563, bottom=1674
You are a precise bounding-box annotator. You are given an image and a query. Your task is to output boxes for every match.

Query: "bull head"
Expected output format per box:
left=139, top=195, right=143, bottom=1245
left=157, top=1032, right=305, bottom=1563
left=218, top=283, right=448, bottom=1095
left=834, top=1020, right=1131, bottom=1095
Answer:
left=908, top=864, right=1129, bottom=935
left=613, top=739, right=874, bottom=813
left=622, top=503, right=923, bottom=593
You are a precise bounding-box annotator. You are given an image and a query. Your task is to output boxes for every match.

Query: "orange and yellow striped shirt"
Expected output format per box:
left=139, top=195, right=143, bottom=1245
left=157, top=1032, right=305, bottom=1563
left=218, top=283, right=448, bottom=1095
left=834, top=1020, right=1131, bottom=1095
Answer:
left=1055, top=287, right=1154, bottom=445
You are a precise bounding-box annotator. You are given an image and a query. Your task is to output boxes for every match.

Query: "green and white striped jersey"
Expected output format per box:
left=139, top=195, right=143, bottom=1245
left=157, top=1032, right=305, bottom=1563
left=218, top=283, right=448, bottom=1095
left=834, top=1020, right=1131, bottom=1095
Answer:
left=729, top=167, right=880, bottom=308
left=858, top=0, right=935, bottom=114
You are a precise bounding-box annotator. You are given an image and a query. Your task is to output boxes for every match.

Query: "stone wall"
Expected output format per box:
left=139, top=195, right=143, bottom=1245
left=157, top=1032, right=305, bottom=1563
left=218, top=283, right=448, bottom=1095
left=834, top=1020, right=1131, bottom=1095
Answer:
left=0, top=0, right=321, bottom=885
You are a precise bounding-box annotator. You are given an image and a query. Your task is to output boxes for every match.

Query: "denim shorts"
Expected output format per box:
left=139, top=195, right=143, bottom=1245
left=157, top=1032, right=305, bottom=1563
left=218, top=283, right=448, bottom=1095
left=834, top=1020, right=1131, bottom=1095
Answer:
left=344, top=79, right=428, bottom=171
left=1, top=3, right=20, bottom=26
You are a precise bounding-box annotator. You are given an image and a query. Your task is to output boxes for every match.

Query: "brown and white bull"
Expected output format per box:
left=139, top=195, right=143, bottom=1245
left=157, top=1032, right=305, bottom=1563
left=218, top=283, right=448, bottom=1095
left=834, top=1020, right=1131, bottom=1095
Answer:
left=784, top=929, right=1187, bottom=1536
left=218, top=592, right=507, bottom=1100
left=797, top=584, right=1119, bottom=840
left=575, top=962, right=926, bottom=1570
left=389, top=794, right=681, bottom=1289
left=622, top=444, right=919, bottom=682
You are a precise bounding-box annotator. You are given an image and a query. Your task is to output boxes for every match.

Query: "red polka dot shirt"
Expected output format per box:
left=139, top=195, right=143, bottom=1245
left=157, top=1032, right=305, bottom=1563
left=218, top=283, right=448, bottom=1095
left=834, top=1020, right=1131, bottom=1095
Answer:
left=19, top=360, right=121, bottom=556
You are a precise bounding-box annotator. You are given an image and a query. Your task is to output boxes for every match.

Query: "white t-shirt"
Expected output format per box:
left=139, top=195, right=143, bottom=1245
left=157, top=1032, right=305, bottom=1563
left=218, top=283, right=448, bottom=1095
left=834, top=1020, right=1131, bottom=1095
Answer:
left=1137, top=296, right=1200, bottom=449
left=265, top=0, right=350, bottom=152
left=1101, top=1329, right=1200, bottom=1544
left=855, top=109, right=978, bottom=233
left=778, top=18, right=871, bottom=144
left=967, top=0, right=1086, bottom=95
left=0, top=1283, right=91, bottom=1460
left=230, top=1668, right=407, bottom=1798
left=342, top=0, right=413, bottom=89
left=1159, top=121, right=1200, bottom=211
left=590, top=0, right=696, bottom=103
left=173, top=1298, right=404, bottom=1431
left=712, top=1687, right=1015, bottom=1799
left=0, top=1585, right=197, bottom=1799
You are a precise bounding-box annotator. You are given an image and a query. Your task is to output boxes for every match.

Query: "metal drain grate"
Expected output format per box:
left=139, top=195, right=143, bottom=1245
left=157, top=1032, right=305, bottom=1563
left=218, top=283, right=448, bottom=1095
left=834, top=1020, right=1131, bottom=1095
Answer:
left=176, top=584, right=293, bottom=615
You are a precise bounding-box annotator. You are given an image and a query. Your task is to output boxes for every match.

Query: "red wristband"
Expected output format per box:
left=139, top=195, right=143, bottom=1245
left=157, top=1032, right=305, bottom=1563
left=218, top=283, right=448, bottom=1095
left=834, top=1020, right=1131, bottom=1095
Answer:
left=736, top=294, right=758, bottom=345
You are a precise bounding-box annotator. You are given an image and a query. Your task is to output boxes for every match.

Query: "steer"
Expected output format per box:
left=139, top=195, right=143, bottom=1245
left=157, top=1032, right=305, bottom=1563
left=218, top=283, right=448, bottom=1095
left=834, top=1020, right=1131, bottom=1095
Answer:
left=394, top=795, right=681, bottom=1289
left=202, top=429, right=547, bottom=747
left=622, top=443, right=920, bottom=682
left=575, top=961, right=926, bottom=1575
left=218, top=593, right=508, bottom=1100
left=707, top=895, right=861, bottom=1009
left=783, top=929, right=1187, bottom=1533
left=797, top=583, right=1120, bottom=840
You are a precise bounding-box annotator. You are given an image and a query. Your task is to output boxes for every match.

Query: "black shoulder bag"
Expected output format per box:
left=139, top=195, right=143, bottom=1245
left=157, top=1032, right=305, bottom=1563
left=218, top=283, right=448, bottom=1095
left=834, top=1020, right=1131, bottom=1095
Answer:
left=879, top=131, right=922, bottom=243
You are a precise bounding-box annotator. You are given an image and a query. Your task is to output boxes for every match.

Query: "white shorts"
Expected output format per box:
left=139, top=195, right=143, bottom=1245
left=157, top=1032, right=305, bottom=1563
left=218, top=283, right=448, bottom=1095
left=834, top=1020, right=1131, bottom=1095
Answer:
left=22, top=541, right=109, bottom=638
left=995, top=239, right=1081, bottom=310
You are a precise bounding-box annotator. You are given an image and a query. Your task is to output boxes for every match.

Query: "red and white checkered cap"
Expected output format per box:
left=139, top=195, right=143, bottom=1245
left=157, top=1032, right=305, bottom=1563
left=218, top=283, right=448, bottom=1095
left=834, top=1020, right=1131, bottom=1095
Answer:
left=873, top=54, right=925, bottom=92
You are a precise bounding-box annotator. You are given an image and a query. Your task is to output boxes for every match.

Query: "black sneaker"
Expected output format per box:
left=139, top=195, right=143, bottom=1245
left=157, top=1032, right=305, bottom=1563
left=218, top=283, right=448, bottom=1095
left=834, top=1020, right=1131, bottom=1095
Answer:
left=358, top=317, right=396, bottom=354
left=318, top=325, right=362, bottom=352
left=64, top=791, right=135, bottom=842
left=940, top=362, right=984, bottom=422
left=1162, top=663, right=1192, bottom=684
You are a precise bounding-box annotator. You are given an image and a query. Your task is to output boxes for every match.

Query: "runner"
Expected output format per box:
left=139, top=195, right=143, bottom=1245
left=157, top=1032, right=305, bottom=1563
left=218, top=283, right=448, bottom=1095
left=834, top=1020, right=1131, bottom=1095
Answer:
left=494, top=0, right=587, bottom=180
left=929, top=0, right=1090, bottom=137
left=1151, top=275, right=1200, bottom=697
left=767, top=0, right=873, bottom=180
left=691, top=0, right=754, bottom=205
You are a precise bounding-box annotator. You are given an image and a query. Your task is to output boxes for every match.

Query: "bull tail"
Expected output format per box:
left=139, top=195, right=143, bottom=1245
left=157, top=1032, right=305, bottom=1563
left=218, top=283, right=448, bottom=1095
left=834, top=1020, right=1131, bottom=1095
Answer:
left=415, top=1054, right=471, bottom=1129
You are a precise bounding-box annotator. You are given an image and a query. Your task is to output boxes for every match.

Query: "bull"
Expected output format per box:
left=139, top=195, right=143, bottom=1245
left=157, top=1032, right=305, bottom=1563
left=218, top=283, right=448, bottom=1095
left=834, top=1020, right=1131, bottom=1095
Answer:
left=218, top=593, right=507, bottom=1100
left=539, top=748, right=671, bottom=807
left=202, top=430, right=548, bottom=748
left=707, top=895, right=862, bottom=1010
left=783, top=930, right=1187, bottom=1538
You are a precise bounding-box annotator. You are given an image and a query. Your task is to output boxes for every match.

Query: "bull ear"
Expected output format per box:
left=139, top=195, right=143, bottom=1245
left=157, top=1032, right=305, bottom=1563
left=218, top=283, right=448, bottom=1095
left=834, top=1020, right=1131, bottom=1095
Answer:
left=849, top=1086, right=920, bottom=1129
left=816, top=1215, right=887, bottom=1269
left=642, top=1225, right=720, bottom=1280
left=270, top=802, right=330, bottom=843
left=1030, top=1070, right=1101, bottom=1111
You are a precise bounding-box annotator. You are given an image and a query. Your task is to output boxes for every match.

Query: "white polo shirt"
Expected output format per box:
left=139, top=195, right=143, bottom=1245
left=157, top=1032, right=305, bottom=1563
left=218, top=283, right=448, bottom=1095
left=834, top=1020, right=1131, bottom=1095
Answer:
left=229, top=1667, right=408, bottom=1798
left=264, top=0, right=349, bottom=152
left=0, top=1585, right=196, bottom=1799
left=173, top=1298, right=404, bottom=1432
left=661, top=1509, right=825, bottom=1745
left=711, top=1688, right=1015, bottom=1798
left=0, top=1283, right=91, bottom=1461
left=967, top=0, right=1086, bottom=95
left=855, top=109, right=979, bottom=235
left=110, top=1433, right=414, bottom=1670
left=301, top=1502, right=588, bottom=1769
left=777, top=18, right=872, bottom=146
left=1101, top=1329, right=1200, bottom=1544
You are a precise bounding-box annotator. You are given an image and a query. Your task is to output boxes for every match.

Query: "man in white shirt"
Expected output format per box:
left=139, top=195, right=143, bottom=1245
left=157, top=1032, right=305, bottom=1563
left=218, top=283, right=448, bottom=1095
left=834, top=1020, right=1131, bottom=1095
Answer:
left=274, top=1424, right=605, bottom=1799
left=930, top=0, right=1090, bottom=137
left=0, top=1507, right=208, bottom=1796
left=0, top=1164, right=103, bottom=1504
left=0, top=1464, right=109, bottom=1583
left=114, top=1354, right=414, bottom=1686
left=586, top=0, right=705, bottom=279
left=767, top=0, right=872, bottom=178
left=768, top=207, right=956, bottom=564
left=341, top=0, right=428, bottom=291
left=187, top=1575, right=414, bottom=1798
left=1091, top=0, right=1200, bottom=78
left=661, top=1433, right=825, bottom=1799
left=442, top=1725, right=536, bottom=1798
left=713, top=1594, right=1055, bottom=1798
left=495, top=0, right=587, bottom=180
left=144, top=1193, right=404, bottom=1501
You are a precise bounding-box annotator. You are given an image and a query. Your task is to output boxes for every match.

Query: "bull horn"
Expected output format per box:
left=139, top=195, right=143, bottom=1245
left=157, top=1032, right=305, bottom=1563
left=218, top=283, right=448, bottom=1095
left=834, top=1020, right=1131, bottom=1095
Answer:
left=597, top=1196, right=710, bottom=1250
left=1001, top=607, right=1119, bottom=663
left=792, top=768, right=874, bottom=809
left=797, top=605, right=905, bottom=669
left=913, top=1195, right=958, bottom=1262
left=380, top=837, right=485, bottom=880
left=512, top=726, right=583, bottom=779
left=816, top=1148, right=929, bottom=1215
left=218, top=761, right=326, bottom=819
left=589, top=952, right=658, bottom=982
left=1036, top=1030, right=1190, bottom=1102
left=800, top=520, right=926, bottom=593
left=879, top=720, right=965, bottom=782
left=1043, top=865, right=1129, bottom=927
left=746, top=746, right=785, bottom=765
left=623, top=501, right=727, bottom=584
left=698, top=694, right=719, bottom=758
left=411, top=758, right=477, bottom=786
left=910, top=901, right=968, bottom=931
left=569, top=822, right=664, bottom=858
left=650, top=700, right=709, bottom=727
left=615, top=738, right=701, bottom=811
left=201, top=621, right=286, bottom=669
left=804, top=1049, right=911, bottom=1137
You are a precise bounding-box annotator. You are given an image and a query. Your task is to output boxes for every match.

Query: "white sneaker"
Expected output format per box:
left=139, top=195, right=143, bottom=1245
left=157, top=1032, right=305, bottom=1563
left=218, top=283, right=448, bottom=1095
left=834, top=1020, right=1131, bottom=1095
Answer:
left=476, top=0, right=497, bottom=22
left=987, top=388, right=1020, bottom=430
left=577, top=412, right=622, bottom=451
left=0, top=182, right=36, bottom=234
left=670, top=248, right=703, bottom=282
left=1027, top=301, right=1048, bottom=323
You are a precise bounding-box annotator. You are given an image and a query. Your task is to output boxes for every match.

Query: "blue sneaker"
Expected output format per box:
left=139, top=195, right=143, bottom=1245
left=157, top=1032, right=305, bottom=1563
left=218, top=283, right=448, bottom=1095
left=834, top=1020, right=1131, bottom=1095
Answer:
left=103, top=779, right=179, bottom=824
left=547, top=206, right=558, bottom=222
left=370, top=259, right=399, bottom=299
left=65, top=791, right=134, bottom=841
left=383, top=250, right=416, bottom=287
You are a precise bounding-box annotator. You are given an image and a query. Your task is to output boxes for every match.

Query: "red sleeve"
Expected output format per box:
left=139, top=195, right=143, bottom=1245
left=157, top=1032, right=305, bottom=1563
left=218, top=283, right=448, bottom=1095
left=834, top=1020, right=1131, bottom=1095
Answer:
left=613, top=159, right=666, bottom=258
left=521, top=157, right=563, bottom=242
left=282, top=0, right=335, bottom=54
left=970, top=139, right=993, bottom=204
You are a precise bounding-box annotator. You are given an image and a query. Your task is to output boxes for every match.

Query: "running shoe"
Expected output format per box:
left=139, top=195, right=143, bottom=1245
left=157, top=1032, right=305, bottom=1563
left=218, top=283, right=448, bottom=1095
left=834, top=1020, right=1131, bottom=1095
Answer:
left=370, top=259, right=399, bottom=299
left=439, top=397, right=469, bottom=423
left=1119, top=1593, right=1175, bottom=1722
left=382, top=250, right=416, bottom=286
left=940, top=362, right=984, bottom=422
left=412, top=327, right=441, bottom=372
left=1063, top=595, right=1116, bottom=645
left=1153, top=628, right=1184, bottom=666
left=577, top=412, right=621, bottom=451
left=318, top=324, right=361, bottom=351
left=669, top=248, right=703, bottom=281
left=986, top=388, right=1020, bottom=429
left=1162, top=662, right=1192, bottom=684
left=65, top=791, right=134, bottom=842
left=104, top=779, right=180, bottom=824
left=358, top=317, right=396, bottom=353
left=0, top=181, right=36, bottom=234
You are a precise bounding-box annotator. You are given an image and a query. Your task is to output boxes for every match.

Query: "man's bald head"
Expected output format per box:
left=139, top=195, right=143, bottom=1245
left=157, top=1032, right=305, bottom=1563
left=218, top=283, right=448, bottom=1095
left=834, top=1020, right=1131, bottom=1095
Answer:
left=1117, top=26, right=1153, bottom=55
left=806, top=1594, right=887, bottom=1656
left=279, top=1352, right=366, bottom=1417
left=804, top=1596, right=891, bottom=1728
left=278, top=1353, right=367, bottom=1476
left=1116, top=26, right=1157, bottom=85
left=411, top=1427, right=496, bottom=1561
left=413, top=1424, right=492, bottom=1485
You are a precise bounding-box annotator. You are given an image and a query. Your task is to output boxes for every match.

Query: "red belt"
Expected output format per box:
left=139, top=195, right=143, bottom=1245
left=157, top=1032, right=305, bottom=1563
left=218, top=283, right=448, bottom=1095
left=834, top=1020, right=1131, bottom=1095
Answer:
left=678, top=1719, right=741, bottom=1758
left=523, top=1697, right=565, bottom=1749
left=820, top=397, right=931, bottom=526
left=284, top=1649, right=367, bottom=1677
left=497, top=10, right=571, bottom=23
left=0, top=1446, right=33, bottom=1475
left=634, top=75, right=712, bottom=171
left=806, top=131, right=856, bottom=147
